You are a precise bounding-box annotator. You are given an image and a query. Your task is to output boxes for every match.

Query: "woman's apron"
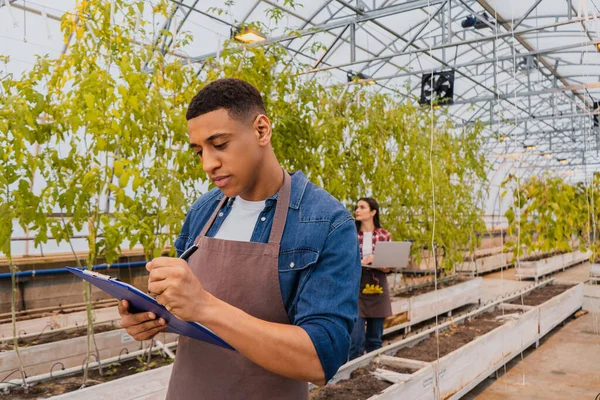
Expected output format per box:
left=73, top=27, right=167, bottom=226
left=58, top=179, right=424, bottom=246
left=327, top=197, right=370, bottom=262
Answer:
left=358, top=268, right=392, bottom=319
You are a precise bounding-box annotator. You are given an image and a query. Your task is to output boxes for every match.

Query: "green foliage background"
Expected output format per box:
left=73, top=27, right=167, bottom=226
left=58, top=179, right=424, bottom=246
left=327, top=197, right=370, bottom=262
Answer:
left=1, top=0, right=489, bottom=273
left=502, top=173, right=593, bottom=260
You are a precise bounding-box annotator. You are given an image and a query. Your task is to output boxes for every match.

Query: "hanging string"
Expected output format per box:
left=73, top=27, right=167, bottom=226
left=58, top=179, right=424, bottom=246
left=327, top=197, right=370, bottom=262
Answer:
left=425, top=0, right=441, bottom=398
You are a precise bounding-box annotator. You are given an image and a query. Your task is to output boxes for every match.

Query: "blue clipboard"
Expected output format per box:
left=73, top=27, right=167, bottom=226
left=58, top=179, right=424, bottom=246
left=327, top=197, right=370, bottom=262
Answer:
left=66, top=267, right=234, bottom=351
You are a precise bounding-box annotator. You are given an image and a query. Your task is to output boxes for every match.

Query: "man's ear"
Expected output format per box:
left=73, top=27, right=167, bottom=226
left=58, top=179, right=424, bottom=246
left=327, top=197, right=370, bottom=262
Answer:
left=254, top=114, right=272, bottom=146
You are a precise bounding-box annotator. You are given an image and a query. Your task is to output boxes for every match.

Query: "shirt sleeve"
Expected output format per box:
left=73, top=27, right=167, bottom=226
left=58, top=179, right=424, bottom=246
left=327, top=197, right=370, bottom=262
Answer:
left=293, top=216, right=362, bottom=382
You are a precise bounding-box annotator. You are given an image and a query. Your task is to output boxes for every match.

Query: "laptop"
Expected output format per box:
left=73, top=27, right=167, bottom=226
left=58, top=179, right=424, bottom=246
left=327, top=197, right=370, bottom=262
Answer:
left=364, top=241, right=412, bottom=270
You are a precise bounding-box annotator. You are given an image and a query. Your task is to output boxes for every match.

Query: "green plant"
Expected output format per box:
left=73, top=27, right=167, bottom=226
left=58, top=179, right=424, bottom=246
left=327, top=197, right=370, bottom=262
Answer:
left=104, top=362, right=121, bottom=377
left=502, top=173, right=588, bottom=260
left=1, top=0, right=202, bottom=386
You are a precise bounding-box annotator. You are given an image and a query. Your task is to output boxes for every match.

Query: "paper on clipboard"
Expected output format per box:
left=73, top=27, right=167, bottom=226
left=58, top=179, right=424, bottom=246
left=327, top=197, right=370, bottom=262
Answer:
left=66, top=267, right=234, bottom=350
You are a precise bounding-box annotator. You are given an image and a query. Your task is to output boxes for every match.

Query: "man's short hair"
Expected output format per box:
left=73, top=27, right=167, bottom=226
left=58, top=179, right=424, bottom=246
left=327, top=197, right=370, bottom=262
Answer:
left=186, top=78, right=267, bottom=122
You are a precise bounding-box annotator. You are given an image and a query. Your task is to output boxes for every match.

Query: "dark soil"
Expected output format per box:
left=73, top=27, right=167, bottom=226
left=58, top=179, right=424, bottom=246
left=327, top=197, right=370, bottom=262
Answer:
left=0, top=300, right=118, bottom=325
left=519, top=251, right=564, bottom=262
left=393, top=276, right=470, bottom=298
left=393, top=310, right=515, bottom=362
left=509, top=284, right=575, bottom=306
left=0, top=351, right=175, bottom=399
left=310, top=366, right=391, bottom=400
left=463, top=250, right=504, bottom=261
left=310, top=363, right=417, bottom=400
left=0, top=323, right=119, bottom=352
left=352, top=362, right=418, bottom=377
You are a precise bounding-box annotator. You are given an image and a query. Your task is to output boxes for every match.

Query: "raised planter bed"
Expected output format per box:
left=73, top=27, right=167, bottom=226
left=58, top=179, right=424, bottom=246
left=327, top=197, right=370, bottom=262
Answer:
left=510, top=282, right=583, bottom=337
left=0, top=306, right=120, bottom=342
left=515, top=250, right=591, bottom=281
left=0, top=327, right=178, bottom=382
left=0, top=346, right=176, bottom=399
left=321, top=280, right=582, bottom=400
left=464, top=245, right=505, bottom=259
left=457, top=252, right=513, bottom=276
left=384, top=277, right=482, bottom=335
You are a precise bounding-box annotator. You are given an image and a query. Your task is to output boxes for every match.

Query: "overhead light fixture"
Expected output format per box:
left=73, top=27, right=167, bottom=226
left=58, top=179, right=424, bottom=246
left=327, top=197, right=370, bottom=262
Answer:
left=498, top=135, right=510, bottom=142
left=347, top=71, right=376, bottom=85
left=231, top=26, right=266, bottom=44
left=524, top=145, right=536, bottom=151
left=543, top=153, right=553, bottom=158
left=596, top=43, right=600, bottom=52
left=558, top=158, right=568, bottom=164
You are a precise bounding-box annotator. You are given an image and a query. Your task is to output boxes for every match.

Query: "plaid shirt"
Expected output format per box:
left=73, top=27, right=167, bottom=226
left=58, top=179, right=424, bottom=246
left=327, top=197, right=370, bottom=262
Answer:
left=357, top=228, right=392, bottom=259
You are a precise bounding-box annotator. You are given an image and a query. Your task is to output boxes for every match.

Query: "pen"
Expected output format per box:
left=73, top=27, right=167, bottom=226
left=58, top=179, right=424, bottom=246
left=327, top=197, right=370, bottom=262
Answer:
left=179, top=244, right=199, bottom=260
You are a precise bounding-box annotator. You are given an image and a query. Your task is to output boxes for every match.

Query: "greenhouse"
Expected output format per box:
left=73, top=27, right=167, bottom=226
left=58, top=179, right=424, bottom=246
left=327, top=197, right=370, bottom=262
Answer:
left=1, top=0, right=600, bottom=398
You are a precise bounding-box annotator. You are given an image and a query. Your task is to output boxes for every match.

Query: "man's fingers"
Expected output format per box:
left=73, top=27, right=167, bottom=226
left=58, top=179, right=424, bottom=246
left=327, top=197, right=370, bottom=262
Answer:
left=117, top=300, right=130, bottom=316
left=120, top=311, right=160, bottom=328
left=148, top=268, right=170, bottom=283
left=123, top=316, right=166, bottom=333
left=131, top=323, right=167, bottom=341
left=148, top=279, right=169, bottom=296
left=147, top=256, right=177, bottom=271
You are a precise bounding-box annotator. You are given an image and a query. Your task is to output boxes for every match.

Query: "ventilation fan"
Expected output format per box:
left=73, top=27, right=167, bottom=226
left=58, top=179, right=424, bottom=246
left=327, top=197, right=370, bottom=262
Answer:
left=419, top=71, right=455, bottom=106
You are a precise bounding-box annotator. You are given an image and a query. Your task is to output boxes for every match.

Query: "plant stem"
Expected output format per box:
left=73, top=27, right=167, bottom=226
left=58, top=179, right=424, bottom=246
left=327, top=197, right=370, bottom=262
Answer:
left=8, top=256, right=28, bottom=390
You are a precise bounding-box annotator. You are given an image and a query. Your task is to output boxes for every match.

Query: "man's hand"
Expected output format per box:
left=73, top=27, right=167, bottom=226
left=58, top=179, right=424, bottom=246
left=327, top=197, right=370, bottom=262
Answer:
left=147, top=257, right=212, bottom=322
left=118, top=299, right=167, bottom=341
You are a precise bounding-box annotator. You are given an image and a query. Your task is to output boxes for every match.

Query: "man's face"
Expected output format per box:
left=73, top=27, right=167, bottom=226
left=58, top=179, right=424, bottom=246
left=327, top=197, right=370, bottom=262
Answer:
left=188, top=108, right=263, bottom=198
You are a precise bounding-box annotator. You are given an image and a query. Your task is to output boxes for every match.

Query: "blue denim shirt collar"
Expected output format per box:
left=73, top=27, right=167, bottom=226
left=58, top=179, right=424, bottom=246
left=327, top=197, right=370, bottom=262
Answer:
left=213, top=170, right=308, bottom=210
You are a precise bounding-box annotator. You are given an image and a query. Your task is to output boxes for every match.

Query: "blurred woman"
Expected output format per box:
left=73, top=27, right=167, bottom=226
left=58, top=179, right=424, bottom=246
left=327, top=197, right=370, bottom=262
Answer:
left=349, top=198, right=392, bottom=360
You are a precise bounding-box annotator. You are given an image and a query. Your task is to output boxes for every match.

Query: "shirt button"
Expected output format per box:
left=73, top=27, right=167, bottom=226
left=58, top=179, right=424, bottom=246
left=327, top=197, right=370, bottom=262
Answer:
left=260, top=217, right=266, bottom=222
left=290, top=262, right=295, bottom=268
left=218, top=212, right=224, bottom=217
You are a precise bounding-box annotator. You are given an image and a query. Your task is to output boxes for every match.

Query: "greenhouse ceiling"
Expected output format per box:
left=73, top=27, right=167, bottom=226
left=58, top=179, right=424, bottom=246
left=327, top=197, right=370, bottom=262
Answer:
left=2, top=0, right=600, bottom=182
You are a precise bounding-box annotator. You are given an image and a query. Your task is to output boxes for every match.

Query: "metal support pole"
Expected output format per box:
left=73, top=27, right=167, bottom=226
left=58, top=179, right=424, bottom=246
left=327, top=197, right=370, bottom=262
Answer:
left=350, top=23, right=356, bottom=63
left=447, top=0, right=453, bottom=43
left=442, top=7, right=446, bottom=61
left=526, top=58, right=532, bottom=139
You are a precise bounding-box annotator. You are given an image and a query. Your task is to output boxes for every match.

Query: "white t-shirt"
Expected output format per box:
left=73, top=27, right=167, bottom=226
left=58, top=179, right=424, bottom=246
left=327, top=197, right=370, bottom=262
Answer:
left=214, top=197, right=266, bottom=242
left=362, top=231, right=373, bottom=256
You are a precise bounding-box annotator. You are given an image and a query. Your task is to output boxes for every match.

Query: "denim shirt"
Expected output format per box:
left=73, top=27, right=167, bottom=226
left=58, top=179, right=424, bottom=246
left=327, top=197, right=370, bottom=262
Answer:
left=174, top=171, right=361, bottom=382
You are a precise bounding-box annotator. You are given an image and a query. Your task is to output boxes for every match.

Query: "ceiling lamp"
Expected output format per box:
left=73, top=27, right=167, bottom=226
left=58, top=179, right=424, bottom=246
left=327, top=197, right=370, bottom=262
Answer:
left=231, top=26, right=267, bottom=44
left=543, top=153, right=553, bottom=158
left=558, top=158, right=568, bottom=164
left=596, top=43, right=600, bottom=52
left=524, top=145, right=536, bottom=151
left=498, top=135, right=510, bottom=142
left=347, top=71, right=376, bottom=85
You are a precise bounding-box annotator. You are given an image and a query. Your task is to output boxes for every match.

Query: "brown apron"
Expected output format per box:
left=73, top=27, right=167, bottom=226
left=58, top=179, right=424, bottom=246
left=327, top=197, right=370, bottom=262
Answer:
left=358, top=268, right=392, bottom=318
left=166, top=172, right=308, bottom=400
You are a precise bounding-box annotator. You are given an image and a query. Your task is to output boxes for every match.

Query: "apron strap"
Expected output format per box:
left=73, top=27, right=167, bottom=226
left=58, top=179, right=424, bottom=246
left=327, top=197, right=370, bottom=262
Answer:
left=268, top=171, right=291, bottom=245
left=195, top=196, right=228, bottom=244
left=194, top=170, right=291, bottom=246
